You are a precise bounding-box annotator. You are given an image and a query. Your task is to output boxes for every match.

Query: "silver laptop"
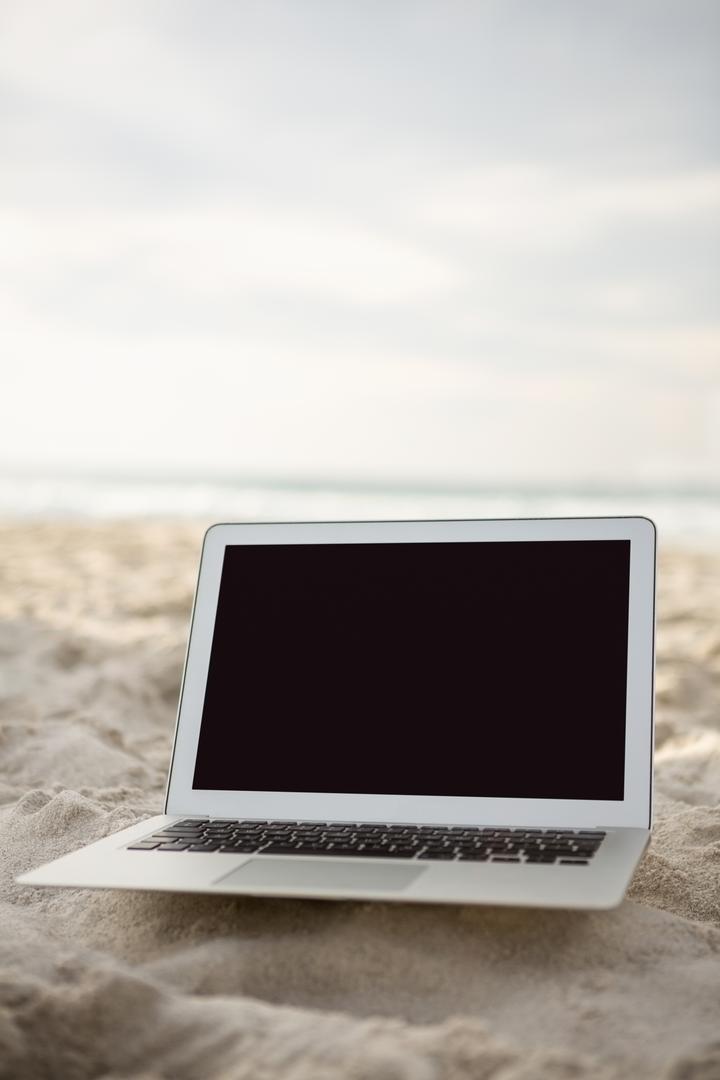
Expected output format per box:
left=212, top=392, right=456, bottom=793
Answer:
left=18, top=516, right=656, bottom=909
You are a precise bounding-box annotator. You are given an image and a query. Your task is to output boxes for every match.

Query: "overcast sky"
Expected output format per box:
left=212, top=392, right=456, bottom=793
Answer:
left=1, top=1, right=719, bottom=487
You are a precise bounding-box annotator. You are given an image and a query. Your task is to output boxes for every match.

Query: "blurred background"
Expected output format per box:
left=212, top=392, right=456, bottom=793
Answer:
left=1, top=0, right=718, bottom=544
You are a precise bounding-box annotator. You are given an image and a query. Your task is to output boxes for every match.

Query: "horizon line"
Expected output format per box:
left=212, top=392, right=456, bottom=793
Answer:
left=0, top=465, right=718, bottom=500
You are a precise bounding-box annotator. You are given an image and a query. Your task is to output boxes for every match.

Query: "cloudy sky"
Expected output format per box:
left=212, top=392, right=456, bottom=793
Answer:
left=1, top=0, right=719, bottom=487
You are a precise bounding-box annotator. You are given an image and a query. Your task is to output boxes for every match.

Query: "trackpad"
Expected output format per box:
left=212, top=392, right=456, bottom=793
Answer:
left=215, top=857, right=425, bottom=893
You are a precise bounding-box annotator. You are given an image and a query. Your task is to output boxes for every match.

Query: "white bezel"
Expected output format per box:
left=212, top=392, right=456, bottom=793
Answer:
left=165, top=517, right=655, bottom=829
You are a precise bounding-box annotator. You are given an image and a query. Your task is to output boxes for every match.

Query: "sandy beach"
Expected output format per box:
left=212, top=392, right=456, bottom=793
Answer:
left=1, top=521, right=719, bottom=1079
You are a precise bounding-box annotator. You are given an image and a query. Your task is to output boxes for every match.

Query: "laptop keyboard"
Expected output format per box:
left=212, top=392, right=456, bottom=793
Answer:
left=128, top=820, right=605, bottom=864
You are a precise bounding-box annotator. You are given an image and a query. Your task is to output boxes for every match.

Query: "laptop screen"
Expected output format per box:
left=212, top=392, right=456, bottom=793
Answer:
left=192, top=539, right=631, bottom=801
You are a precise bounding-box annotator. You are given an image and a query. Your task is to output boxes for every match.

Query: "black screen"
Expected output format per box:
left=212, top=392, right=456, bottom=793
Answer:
left=192, top=539, right=630, bottom=800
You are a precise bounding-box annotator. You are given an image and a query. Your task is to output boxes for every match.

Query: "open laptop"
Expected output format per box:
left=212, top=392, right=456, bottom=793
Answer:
left=18, top=516, right=656, bottom=909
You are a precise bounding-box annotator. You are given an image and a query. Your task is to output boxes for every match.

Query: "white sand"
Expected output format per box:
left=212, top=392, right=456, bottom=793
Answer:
left=1, top=522, right=719, bottom=1080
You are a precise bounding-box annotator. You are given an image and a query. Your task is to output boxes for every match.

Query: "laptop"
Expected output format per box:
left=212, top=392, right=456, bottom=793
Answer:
left=18, top=516, right=656, bottom=909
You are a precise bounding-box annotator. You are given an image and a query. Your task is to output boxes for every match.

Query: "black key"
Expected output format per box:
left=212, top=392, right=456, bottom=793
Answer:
left=155, top=830, right=204, bottom=839
left=578, top=831, right=606, bottom=837
left=418, top=851, right=456, bottom=860
left=491, top=856, right=521, bottom=862
left=187, top=843, right=222, bottom=852
left=261, top=843, right=305, bottom=855
left=156, top=843, right=189, bottom=851
left=358, top=848, right=406, bottom=858
left=218, top=842, right=261, bottom=853
left=457, top=851, right=489, bottom=861
left=166, top=835, right=199, bottom=842
left=157, top=825, right=205, bottom=833
left=127, top=842, right=160, bottom=850
left=293, top=846, right=335, bottom=855
left=560, top=859, right=589, bottom=865
left=526, top=855, right=557, bottom=863
left=175, top=819, right=208, bottom=827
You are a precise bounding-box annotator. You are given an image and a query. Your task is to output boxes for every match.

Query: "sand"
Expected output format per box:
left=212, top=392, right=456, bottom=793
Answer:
left=1, top=521, right=719, bottom=1080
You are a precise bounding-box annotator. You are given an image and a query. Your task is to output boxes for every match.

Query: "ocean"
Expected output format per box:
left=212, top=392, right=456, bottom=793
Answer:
left=0, top=471, right=718, bottom=549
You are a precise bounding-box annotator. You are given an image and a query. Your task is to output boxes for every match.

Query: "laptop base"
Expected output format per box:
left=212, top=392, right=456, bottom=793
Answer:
left=17, top=815, right=650, bottom=911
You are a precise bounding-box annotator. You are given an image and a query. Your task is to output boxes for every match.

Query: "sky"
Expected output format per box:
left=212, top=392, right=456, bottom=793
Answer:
left=1, top=0, right=719, bottom=488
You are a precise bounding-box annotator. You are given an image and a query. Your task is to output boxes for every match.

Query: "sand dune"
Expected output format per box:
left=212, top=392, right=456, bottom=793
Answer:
left=1, top=522, right=719, bottom=1079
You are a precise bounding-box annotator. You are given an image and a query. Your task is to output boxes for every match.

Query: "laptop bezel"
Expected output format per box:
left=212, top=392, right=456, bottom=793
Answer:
left=165, top=517, right=655, bottom=829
